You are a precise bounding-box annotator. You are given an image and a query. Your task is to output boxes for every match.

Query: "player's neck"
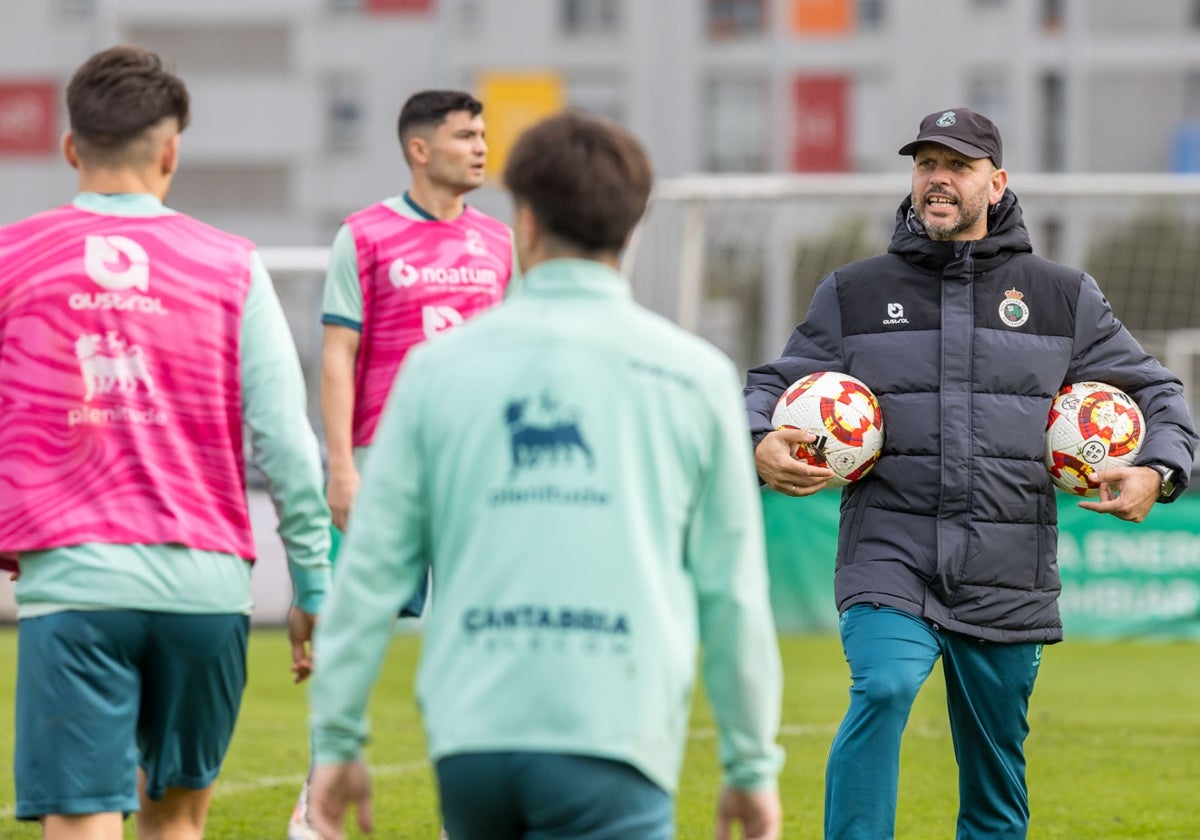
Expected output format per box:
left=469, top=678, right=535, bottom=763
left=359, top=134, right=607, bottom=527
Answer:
left=77, top=168, right=169, bottom=201
left=406, top=183, right=466, bottom=221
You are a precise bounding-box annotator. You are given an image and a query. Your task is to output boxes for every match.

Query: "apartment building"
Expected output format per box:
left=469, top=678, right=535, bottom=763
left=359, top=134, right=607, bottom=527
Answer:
left=4, top=0, right=1200, bottom=242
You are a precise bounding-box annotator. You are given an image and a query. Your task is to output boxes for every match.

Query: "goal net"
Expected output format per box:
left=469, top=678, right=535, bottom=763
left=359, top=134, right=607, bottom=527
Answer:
left=622, top=173, right=1200, bottom=448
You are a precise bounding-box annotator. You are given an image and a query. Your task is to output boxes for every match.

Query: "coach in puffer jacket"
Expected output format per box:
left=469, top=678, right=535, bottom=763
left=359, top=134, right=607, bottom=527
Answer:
left=745, top=107, right=1197, bottom=840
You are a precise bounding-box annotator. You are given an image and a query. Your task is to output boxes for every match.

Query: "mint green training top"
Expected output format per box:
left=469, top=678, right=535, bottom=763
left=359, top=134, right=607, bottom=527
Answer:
left=14, top=192, right=331, bottom=618
left=309, top=258, right=784, bottom=794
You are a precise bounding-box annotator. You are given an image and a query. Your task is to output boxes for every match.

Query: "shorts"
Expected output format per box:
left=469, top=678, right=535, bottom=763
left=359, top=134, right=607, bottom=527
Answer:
left=14, top=609, right=249, bottom=820
left=436, top=751, right=674, bottom=840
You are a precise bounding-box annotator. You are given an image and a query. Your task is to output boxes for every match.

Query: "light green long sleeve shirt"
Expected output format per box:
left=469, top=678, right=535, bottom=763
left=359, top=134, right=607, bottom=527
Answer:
left=310, top=258, right=783, bottom=794
left=14, top=192, right=330, bottom=618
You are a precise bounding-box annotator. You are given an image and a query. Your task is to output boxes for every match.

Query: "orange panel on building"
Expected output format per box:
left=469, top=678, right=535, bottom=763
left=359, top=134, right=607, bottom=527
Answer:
left=0, top=82, right=56, bottom=156
left=791, top=0, right=852, bottom=34
left=791, top=76, right=849, bottom=171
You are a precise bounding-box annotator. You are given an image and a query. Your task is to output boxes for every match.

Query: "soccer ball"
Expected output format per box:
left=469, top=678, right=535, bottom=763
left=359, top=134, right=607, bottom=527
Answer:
left=1044, top=381, right=1145, bottom=496
left=771, top=371, right=884, bottom=487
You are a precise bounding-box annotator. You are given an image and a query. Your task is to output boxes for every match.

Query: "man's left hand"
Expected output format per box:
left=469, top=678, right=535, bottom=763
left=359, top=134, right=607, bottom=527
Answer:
left=1078, top=465, right=1162, bottom=522
left=287, top=606, right=318, bottom=684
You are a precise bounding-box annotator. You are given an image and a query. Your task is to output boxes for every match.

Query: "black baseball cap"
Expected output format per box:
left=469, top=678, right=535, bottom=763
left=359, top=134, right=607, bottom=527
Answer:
left=898, top=107, right=1003, bottom=168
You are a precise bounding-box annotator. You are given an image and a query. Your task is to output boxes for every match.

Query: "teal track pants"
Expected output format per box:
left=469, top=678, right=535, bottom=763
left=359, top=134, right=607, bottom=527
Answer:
left=824, top=605, right=1043, bottom=840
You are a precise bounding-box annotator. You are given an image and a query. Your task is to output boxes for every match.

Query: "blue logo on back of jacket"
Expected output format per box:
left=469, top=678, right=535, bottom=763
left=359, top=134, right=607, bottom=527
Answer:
left=504, top=391, right=595, bottom=476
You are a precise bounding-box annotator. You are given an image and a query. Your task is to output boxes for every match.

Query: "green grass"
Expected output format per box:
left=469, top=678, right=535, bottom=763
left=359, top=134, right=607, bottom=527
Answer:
left=2, top=628, right=1198, bottom=838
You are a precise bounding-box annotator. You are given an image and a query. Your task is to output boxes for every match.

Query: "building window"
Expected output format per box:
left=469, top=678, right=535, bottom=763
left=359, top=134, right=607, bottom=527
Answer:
left=126, top=24, right=290, bottom=73
left=459, top=0, right=483, bottom=35
left=561, top=0, right=620, bottom=35
left=324, top=73, right=365, bottom=154
left=859, top=0, right=886, bottom=29
left=568, top=73, right=625, bottom=124
left=709, top=0, right=765, bottom=38
left=704, top=77, right=767, bottom=172
left=967, top=70, right=1009, bottom=133
left=1041, top=0, right=1064, bottom=32
left=1040, top=71, right=1066, bottom=171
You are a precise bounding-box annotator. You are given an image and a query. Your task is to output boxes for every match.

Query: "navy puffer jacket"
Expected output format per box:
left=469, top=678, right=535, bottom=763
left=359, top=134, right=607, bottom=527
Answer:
left=746, top=189, right=1198, bottom=643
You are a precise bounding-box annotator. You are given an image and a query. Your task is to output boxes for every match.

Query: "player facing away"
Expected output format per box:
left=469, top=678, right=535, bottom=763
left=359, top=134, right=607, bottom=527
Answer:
left=305, top=110, right=785, bottom=840
left=746, top=107, right=1198, bottom=839
left=0, top=46, right=331, bottom=840
left=287, top=89, right=518, bottom=839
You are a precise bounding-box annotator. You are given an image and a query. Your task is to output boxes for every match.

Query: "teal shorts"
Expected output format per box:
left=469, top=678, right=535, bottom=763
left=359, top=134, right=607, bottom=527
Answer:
left=14, top=610, right=249, bottom=820
left=436, top=752, right=673, bottom=839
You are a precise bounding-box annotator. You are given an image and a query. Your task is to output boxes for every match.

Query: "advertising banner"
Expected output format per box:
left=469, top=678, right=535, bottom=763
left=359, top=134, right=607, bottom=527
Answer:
left=0, top=82, right=56, bottom=156
left=791, top=0, right=852, bottom=34
left=477, top=72, right=564, bottom=179
left=764, top=489, right=1200, bottom=638
left=791, top=75, right=849, bottom=171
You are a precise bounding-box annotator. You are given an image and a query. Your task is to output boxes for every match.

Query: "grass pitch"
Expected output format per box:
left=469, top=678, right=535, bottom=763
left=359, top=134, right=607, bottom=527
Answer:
left=2, top=628, right=1198, bottom=838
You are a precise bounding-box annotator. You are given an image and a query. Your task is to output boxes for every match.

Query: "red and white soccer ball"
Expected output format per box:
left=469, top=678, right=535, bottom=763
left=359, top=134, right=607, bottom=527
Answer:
left=771, top=371, right=884, bottom=487
left=1044, top=381, right=1145, bottom=497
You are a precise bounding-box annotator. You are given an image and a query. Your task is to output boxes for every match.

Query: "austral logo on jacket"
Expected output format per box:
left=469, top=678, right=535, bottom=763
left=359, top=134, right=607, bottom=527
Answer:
left=883, top=302, right=910, bottom=326
left=999, top=287, right=1030, bottom=328
left=490, top=391, right=608, bottom=507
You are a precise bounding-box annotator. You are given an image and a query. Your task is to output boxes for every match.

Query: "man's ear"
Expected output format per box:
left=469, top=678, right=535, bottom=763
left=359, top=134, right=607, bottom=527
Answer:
left=62, top=130, right=80, bottom=171
left=161, top=132, right=180, bottom=177
left=989, top=166, right=1009, bottom=205
left=515, top=202, right=539, bottom=249
left=406, top=134, right=430, bottom=167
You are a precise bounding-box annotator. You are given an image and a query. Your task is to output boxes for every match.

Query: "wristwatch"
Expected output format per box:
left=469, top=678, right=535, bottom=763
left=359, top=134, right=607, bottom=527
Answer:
left=1148, top=464, right=1176, bottom=500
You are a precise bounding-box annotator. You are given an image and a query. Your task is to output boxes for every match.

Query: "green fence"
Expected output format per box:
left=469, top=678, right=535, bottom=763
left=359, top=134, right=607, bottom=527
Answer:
left=764, top=489, right=1200, bottom=639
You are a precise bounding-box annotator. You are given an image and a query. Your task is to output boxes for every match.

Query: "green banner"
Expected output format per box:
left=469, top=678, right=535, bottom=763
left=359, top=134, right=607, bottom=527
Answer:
left=763, top=489, right=1200, bottom=639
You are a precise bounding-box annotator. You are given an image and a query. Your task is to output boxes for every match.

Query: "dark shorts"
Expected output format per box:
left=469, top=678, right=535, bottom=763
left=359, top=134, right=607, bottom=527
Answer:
left=436, top=752, right=674, bottom=840
left=14, top=610, right=249, bottom=820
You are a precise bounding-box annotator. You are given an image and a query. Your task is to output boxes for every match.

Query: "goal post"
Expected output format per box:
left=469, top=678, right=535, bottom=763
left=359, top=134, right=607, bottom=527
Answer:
left=257, top=173, right=1200, bottom=471
left=621, top=173, right=1200, bottom=451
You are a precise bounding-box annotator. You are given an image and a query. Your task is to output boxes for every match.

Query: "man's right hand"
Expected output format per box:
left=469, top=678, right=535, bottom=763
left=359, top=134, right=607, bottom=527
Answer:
left=754, top=428, right=836, bottom=497
left=715, top=785, right=782, bottom=840
left=326, top=467, right=360, bottom=532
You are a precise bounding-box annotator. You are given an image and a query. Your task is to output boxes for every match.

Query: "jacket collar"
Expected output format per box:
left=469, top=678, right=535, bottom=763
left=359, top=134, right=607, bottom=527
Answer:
left=888, top=187, right=1033, bottom=273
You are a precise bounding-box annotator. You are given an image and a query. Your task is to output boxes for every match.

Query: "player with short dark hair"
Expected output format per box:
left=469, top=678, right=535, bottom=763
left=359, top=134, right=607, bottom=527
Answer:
left=306, top=110, right=785, bottom=840
left=746, top=106, right=1197, bottom=839
left=0, top=45, right=331, bottom=840
left=287, top=87, right=519, bottom=839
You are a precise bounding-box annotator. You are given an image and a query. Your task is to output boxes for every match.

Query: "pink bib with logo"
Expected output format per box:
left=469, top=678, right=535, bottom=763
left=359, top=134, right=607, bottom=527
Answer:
left=0, top=205, right=256, bottom=560
left=347, top=203, right=513, bottom=446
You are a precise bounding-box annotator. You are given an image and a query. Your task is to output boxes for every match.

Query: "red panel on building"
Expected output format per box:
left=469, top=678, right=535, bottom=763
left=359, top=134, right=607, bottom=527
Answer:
left=0, top=82, right=56, bottom=156
left=364, top=0, right=434, bottom=13
left=791, top=76, right=849, bottom=172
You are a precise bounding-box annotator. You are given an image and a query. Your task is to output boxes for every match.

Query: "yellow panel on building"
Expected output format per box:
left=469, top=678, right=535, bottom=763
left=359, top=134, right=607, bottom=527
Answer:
left=477, top=72, right=565, bottom=178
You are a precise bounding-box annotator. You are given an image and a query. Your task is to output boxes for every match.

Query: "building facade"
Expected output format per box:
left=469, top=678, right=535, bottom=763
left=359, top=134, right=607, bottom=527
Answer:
left=4, top=0, right=1200, bottom=240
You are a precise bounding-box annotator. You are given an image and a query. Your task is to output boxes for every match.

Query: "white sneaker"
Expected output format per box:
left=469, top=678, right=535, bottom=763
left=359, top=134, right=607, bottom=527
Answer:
left=287, top=781, right=321, bottom=840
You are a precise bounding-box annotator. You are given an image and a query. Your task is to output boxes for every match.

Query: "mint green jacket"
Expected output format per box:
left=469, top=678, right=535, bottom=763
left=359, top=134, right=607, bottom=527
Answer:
left=310, top=258, right=783, bottom=793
